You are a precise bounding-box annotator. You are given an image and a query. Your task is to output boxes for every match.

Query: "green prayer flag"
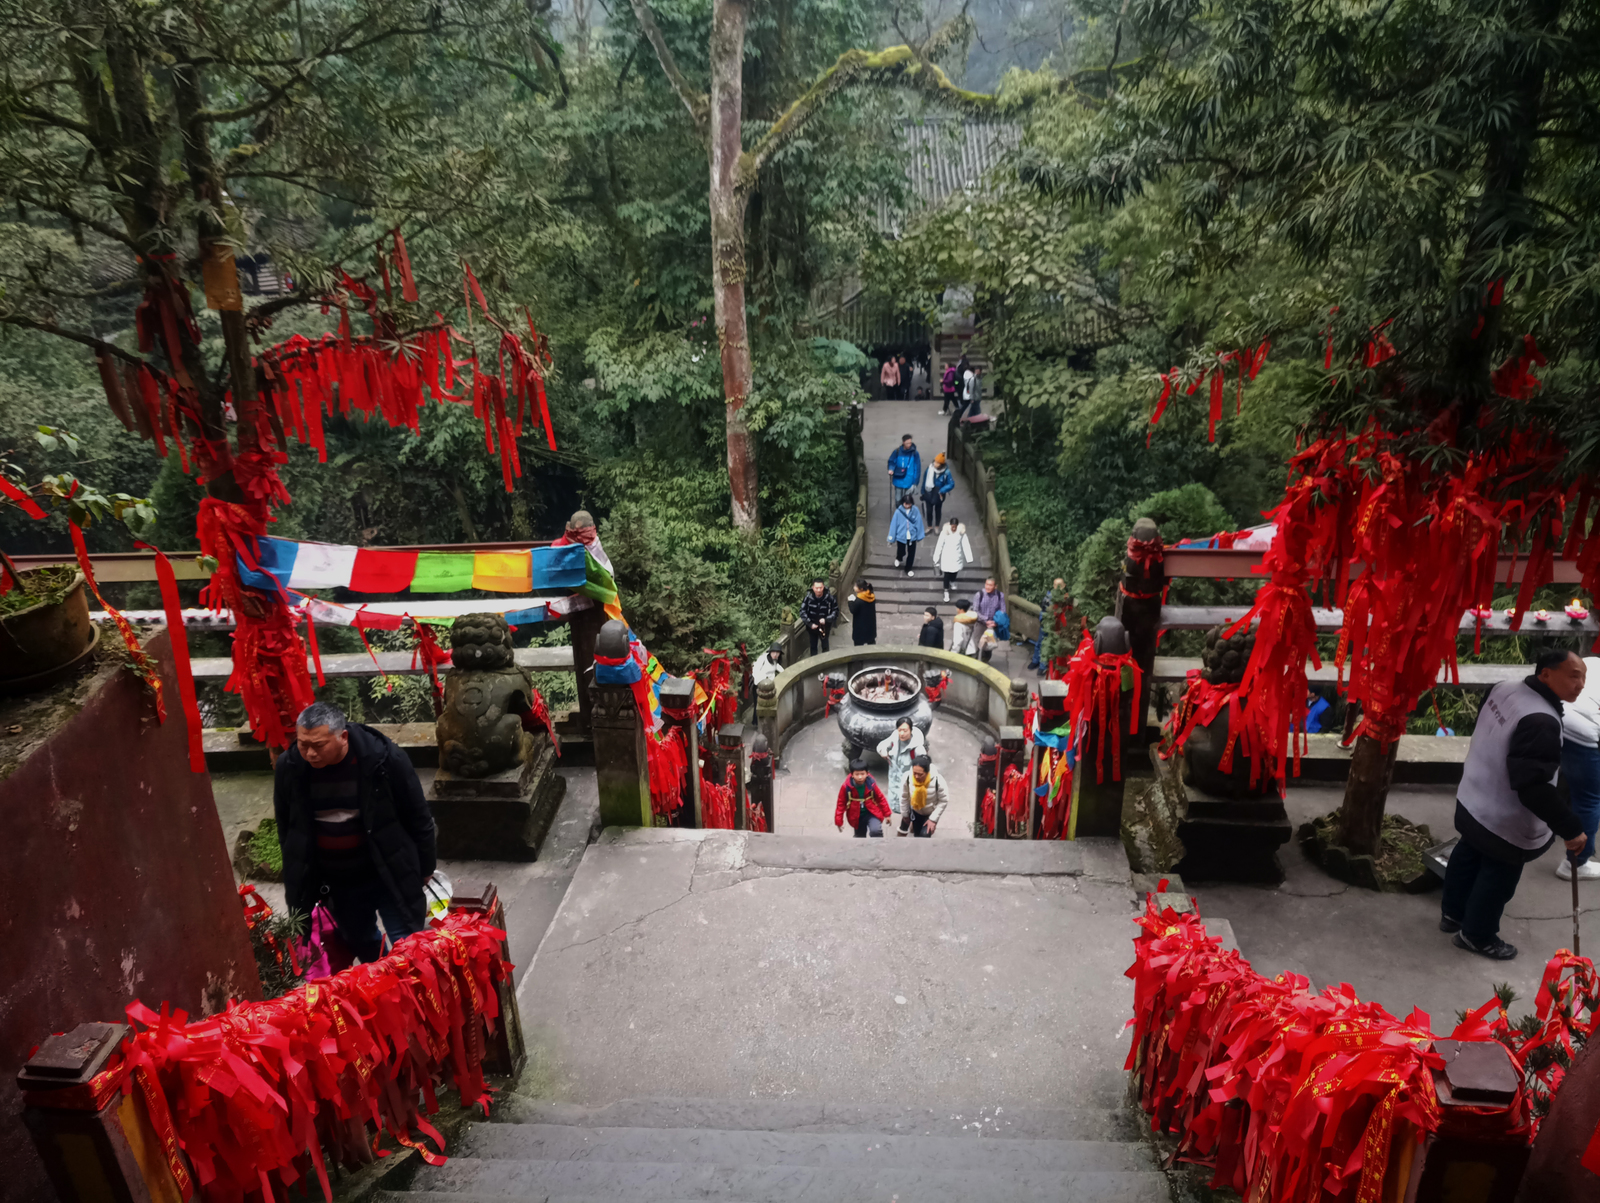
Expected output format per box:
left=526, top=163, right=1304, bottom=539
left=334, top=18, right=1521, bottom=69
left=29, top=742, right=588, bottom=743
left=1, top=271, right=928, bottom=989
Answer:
left=411, top=552, right=475, bottom=592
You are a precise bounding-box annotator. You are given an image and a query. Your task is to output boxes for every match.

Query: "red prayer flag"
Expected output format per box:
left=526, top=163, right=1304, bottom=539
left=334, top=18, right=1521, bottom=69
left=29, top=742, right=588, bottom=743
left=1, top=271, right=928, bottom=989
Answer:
left=347, top=549, right=419, bottom=594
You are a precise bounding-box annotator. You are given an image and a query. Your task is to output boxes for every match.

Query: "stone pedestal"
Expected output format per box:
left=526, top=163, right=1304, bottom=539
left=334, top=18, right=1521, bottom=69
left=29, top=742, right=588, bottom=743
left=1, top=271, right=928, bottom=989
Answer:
left=1175, top=786, right=1291, bottom=884
left=430, top=734, right=566, bottom=861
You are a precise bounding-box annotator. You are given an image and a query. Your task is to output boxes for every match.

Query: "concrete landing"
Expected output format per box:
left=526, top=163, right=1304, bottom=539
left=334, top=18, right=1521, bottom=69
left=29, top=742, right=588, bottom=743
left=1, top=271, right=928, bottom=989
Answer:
left=516, top=827, right=1139, bottom=1112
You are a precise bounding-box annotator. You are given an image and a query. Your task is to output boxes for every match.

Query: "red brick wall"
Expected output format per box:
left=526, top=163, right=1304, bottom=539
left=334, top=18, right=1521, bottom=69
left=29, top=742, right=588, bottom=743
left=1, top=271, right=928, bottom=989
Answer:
left=0, top=630, right=260, bottom=1203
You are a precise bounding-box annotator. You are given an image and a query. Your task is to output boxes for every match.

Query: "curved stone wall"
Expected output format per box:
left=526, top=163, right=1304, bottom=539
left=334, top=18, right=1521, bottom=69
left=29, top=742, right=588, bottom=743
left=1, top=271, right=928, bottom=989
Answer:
left=757, top=645, right=1027, bottom=758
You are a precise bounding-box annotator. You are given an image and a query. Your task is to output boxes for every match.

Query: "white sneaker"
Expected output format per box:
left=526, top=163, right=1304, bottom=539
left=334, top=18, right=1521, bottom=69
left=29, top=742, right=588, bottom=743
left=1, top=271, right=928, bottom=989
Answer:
left=1557, top=858, right=1600, bottom=881
left=943, top=590, right=950, bottom=602
left=906, top=570, right=915, bottom=577
left=894, top=559, right=902, bottom=569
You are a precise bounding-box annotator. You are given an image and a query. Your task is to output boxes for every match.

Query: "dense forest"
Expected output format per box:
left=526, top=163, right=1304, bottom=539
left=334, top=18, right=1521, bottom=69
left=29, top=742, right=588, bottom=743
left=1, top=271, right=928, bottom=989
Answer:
left=4, top=0, right=1597, bottom=734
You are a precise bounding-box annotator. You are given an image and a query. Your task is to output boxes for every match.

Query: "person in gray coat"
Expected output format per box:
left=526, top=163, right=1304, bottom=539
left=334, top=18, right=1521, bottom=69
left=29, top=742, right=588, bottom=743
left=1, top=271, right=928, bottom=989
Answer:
left=898, top=755, right=950, bottom=837
left=1441, top=649, right=1588, bottom=960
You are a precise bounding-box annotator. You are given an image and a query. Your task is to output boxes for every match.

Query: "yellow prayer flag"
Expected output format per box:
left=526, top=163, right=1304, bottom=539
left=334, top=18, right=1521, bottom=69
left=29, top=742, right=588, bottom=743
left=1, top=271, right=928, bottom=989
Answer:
left=471, top=551, right=532, bottom=592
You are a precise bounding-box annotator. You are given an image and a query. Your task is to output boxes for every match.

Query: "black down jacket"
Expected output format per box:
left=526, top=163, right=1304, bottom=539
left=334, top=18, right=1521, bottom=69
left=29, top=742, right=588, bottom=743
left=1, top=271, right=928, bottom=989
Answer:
left=274, top=722, right=437, bottom=923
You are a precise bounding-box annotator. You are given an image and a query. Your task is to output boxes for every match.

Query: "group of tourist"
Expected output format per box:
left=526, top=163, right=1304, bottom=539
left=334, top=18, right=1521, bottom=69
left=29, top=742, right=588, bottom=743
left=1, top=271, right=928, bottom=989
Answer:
left=939, top=352, right=986, bottom=421
left=834, top=718, right=951, bottom=839
left=877, top=354, right=932, bottom=400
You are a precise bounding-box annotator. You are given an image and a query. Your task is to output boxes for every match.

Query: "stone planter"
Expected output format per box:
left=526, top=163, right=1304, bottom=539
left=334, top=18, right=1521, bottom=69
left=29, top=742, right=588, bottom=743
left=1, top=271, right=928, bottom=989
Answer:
left=0, top=571, right=98, bottom=695
left=835, top=665, right=932, bottom=763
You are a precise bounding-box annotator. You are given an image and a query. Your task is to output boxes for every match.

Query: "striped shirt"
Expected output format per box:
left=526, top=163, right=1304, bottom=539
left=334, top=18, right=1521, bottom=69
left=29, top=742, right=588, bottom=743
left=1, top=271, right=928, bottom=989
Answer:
left=309, top=753, right=371, bottom=880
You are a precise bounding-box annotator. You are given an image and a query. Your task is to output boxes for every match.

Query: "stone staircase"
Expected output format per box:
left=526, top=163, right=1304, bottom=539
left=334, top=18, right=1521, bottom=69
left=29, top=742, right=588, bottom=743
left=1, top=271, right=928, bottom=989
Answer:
left=383, top=1095, right=1171, bottom=1202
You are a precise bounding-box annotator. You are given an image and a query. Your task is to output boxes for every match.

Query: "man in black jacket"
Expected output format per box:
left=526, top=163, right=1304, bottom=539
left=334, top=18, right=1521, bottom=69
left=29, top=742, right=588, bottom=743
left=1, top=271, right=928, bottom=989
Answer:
left=275, top=701, right=437, bottom=963
left=799, top=580, right=838, bottom=657
left=1443, top=649, right=1588, bottom=960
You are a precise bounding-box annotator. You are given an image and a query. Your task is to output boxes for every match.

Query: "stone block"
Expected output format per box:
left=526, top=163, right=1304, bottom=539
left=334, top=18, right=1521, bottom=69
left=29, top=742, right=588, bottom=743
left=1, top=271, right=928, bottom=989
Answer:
left=430, top=737, right=566, bottom=861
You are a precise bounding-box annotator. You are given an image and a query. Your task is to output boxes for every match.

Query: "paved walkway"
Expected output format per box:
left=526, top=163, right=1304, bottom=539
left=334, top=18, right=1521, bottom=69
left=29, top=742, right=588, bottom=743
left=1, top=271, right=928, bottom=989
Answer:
left=854, top=397, right=1031, bottom=681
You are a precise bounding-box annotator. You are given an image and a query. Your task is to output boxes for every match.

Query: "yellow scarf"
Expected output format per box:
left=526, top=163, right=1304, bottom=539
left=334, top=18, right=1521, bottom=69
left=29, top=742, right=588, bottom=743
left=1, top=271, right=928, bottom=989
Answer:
left=910, top=775, right=929, bottom=813
left=857, top=589, right=876, bottom=602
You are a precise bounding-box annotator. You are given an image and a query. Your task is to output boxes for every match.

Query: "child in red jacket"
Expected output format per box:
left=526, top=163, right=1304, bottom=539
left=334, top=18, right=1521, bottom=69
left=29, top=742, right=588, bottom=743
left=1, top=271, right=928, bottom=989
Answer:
left=835, top=758, right=890, bottom=837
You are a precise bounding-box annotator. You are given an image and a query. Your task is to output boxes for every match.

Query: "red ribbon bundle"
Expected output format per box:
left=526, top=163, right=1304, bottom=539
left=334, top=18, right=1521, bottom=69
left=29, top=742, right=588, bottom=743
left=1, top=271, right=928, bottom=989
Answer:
left=998, top=764, right=1029, bottom=833
left=410, top=622, right=452, bottom=718
left=747, top=747, right=770, bottom=833
left=40, top=913, right=512, bottom=1203
left=1059, top=631, right=1143, bottom=784
left=197, top=498, right=316, bottom=750
left=692, top=649, right=738, bottom=732
left=700, top=761, right=735, bottom=829
left=647, top=725, right=689, bottom=820
left=1161, top=671, right=1275, bottom=787
left=923, top=671, right=951, bottom=706
left=979, top=786, right=997, bottom=836
left=239, top=884, right=302, bottom=979
left=1149, top=341, right=1270, bottom=445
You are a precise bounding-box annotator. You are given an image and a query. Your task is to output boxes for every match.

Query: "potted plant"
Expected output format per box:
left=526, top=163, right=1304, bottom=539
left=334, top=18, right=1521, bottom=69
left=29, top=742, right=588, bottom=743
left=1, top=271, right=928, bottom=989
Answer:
left=0, top=426, right=155, bottom=692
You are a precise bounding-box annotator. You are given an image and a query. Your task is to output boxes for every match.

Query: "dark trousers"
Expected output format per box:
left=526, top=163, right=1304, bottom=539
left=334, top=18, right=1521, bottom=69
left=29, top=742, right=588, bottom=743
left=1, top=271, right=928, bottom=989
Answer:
left=853, top=813, right=884, bottom=837
left=1441, top=836, right=1525, bottom=945
left=808, top=628, right=830, bottom=655
left=325, top=877, right=424, bottom=964
left=923, top=495, right=943, bottom=528
left=1563, top=741, right=1600, bottom=864
left=900, top=810, right=931, bottom=837
left=896, top=541, right=917, bottom=570
left=942, top=570, right=958, bottom=590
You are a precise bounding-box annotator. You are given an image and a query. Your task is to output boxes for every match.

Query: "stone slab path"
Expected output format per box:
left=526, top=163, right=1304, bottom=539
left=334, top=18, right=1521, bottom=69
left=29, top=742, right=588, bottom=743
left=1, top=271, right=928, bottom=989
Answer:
left=515, top=828, right=1139, bottom=1111
left=854, top=397, right=1033, bottom=682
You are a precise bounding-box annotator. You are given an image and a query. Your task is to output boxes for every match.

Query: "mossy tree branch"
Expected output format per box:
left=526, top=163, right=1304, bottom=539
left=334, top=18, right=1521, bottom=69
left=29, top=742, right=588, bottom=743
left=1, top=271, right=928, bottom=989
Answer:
left=739, top=37, right=995, bottom=192
left=628, top=0, right=709, bottom=133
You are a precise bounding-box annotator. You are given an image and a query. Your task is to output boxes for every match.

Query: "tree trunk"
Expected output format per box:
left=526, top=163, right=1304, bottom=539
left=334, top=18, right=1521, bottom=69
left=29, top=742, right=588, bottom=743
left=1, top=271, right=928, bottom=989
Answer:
left=1339, top=733, right=1399, bottom=858
left=709, top=0, right=760, bottom=535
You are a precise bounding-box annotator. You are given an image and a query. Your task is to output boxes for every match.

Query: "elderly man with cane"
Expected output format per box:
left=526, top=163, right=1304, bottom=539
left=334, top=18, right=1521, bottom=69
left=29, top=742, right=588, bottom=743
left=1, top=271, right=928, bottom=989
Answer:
left=1442, top=648, right=1589, bottom=960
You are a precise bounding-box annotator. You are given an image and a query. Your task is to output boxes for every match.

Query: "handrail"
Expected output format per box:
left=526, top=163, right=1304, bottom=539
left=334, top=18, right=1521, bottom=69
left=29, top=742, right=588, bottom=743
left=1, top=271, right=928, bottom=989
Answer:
left=1162, top=546, right=1585, bottom=584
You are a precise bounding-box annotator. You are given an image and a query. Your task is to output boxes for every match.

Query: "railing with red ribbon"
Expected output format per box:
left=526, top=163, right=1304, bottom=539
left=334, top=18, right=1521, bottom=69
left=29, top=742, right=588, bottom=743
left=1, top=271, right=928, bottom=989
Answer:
left=18, top=911, right=513, bottom=1202
left=1127, top=892, right=1596, bottom=1202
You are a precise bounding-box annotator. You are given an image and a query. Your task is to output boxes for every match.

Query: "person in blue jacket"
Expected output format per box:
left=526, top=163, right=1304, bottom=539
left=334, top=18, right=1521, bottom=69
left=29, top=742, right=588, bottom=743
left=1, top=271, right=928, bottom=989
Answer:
left=887, top=493, right=927, bottom=576
left=886, top=433, right=921, bottom=504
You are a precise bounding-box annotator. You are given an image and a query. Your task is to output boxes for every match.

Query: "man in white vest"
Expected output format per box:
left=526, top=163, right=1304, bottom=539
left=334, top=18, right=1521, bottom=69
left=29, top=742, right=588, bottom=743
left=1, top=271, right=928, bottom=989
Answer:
left=1442, top=648, right=1589, bottom=960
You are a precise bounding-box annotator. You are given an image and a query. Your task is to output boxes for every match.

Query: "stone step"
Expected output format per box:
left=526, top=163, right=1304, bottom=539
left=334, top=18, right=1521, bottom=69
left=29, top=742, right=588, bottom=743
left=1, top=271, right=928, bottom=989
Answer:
left=399, top=1159, right=1170, bottom=1202
left=460, top=1124, right=1156, bottom=1173
left=492, top=1097, right=1141, bottom=1142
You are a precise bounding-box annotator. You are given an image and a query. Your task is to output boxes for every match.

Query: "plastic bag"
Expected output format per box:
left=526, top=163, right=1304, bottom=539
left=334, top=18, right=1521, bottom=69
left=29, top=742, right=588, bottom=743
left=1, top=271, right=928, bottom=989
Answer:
left=296, top=902, right=355, bottom=981
left=424, top=869, right=453, bottom=922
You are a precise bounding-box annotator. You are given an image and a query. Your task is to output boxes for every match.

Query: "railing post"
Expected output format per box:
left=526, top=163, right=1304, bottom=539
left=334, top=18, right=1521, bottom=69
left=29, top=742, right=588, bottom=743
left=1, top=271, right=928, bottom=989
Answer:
left=1006, top=677, right=1028, bottom=728
left=996, top=724, right=1028, bottom=840
left=748, top=734, right=774, bottom=832
left=657, top=677, right=703, bottom=827
left=714, top=725, right=749, bottom=830
left=755, top=678, right=779, bottom=769
left=1115, top=517, right=1164, bottom=742
left=17, top=1022, right=188, bottom=1203
left=589, top=619, right=651, bottom=828
left=1031, top=680, right=1068, bottom=839
left=975, top=734, right=999, bottom=837
left=1075, top=617, right=1133, bottom=838
left=449, top=879, right=526, bottom=1079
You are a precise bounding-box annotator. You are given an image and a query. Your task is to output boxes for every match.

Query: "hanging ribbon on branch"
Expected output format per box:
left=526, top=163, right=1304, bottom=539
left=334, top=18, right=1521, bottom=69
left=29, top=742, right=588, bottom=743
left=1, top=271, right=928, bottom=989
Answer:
left=1148, top=341, right=1270, bottom=445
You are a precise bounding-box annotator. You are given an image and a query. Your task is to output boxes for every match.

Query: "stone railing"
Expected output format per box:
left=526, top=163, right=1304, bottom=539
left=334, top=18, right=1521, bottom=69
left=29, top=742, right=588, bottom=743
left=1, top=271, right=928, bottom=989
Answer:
left=755, top=644, right=1028, bottom=760
left=943, top=416, right=1040, bottom=645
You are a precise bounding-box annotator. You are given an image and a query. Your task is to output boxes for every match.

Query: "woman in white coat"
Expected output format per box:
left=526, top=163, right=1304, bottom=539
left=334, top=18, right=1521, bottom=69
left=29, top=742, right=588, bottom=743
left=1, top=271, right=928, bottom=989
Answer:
left=931, top=516, right=975, bottom=603
left=876, top=718, right=927, bottom=814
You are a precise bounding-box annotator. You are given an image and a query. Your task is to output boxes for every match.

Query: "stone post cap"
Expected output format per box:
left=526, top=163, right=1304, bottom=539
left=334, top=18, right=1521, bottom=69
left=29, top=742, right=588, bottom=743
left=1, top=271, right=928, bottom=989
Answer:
left=1038, top=679, right=1068, bottom=707
left=752, top=733, right=769, bottom=754
left=568, top=509, right=595, bottom=531
left=717, top=724, right=744, bottom=749
left=1130, top=516, right=1161, bottom=543
left=998, top=725, right=1025, bottom=748
left=658, top=677, right=695, bottom=706
left=1007, top=679, right=1029, bottom=707
left=595, top=619, right=630, bottom=660
left=1093, top=616, right=1130, bottom=656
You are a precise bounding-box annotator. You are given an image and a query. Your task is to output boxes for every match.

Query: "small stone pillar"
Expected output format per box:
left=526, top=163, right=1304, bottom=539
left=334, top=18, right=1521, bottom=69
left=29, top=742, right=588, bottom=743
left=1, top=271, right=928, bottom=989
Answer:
left=449, top=879, right=527, bottom=1079
left=18, top=1022, right=189, bottom=1203
left=589, top=619, right=651, bottom=829
left=711, top=725, right=749, bottom=830
left=657, top=677, right=703, bottom=827
left=1031, top=680, right=1069, bottom=839
left=1005, top=677, right=1028, bottom=728
left=1075, top=616, right=1132, bottom=838
left=975, top=734, right=999, bottom=837
left=755, top=678, right=779, bottom=769
left=748, top=734, right=774, bottom=833
left=1115, top=517, right=1164, bottom=741
left=995, top=724, right=1028, bottom=840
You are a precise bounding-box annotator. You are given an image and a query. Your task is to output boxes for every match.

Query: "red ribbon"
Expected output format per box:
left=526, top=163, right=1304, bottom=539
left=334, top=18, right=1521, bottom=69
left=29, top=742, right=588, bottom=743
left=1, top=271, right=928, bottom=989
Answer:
left=69, top=519, right=165, bottom=721
left=135, top=542, right=204, bottom=772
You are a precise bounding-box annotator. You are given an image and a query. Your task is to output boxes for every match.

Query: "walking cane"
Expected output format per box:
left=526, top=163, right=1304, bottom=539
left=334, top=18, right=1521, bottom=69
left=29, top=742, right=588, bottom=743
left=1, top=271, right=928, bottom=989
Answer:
left=1571, top=849, right=1583, bottom=958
